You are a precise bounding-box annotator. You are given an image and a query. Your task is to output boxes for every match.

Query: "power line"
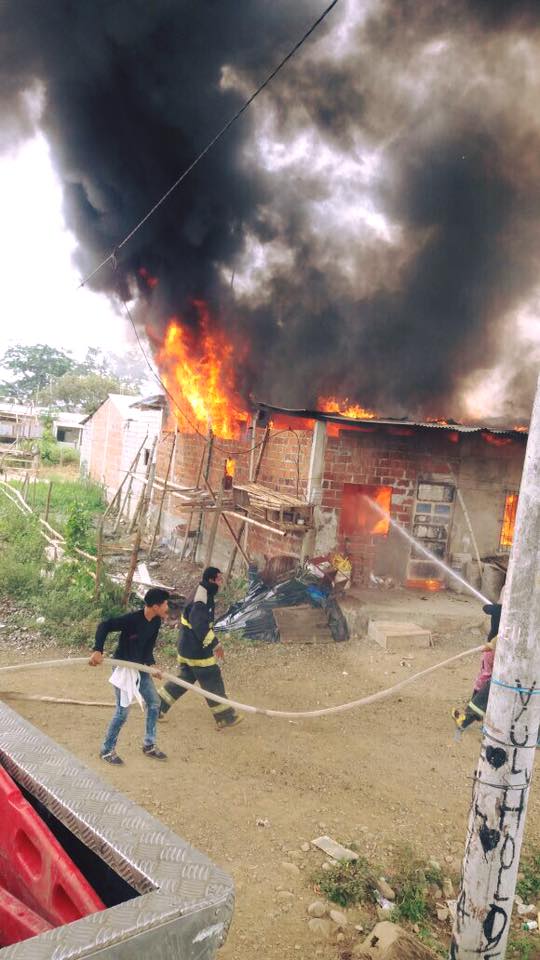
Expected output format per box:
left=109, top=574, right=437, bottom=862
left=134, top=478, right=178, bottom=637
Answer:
left=79, top=0, right=340, bottom=288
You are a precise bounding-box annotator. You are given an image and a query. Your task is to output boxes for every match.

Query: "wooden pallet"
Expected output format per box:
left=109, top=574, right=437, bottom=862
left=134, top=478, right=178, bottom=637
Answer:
left=273, top=605, right=333, bottom=644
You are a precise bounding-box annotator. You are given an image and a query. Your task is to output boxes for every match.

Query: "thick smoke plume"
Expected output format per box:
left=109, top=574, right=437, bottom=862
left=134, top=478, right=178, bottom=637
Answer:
left=1, top=0, right=539, bottom=421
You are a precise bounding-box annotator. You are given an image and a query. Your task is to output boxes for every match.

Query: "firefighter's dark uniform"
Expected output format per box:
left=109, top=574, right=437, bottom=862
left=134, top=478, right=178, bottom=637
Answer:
left=158, top=583, right=239, bottom=728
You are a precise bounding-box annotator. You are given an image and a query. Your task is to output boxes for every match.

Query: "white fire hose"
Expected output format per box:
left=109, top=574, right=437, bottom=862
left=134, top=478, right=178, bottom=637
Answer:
left=0, top=646, right=483, bottom=719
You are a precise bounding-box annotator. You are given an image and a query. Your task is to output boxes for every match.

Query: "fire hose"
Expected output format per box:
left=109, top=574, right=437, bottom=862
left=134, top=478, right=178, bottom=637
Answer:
left=0, top=646, right=483, bottom=719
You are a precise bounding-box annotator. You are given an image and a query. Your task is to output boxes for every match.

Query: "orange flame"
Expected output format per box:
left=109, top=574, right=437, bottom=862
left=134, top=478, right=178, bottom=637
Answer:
left=406, top=578, right=444, bottom=592
left=319, top=396, right=377, bottom=420
left=225, top=457, right=235, bottom=477
left=154, top=301, right=248, bottom=439
left=500, top=493, right=518, bottom=549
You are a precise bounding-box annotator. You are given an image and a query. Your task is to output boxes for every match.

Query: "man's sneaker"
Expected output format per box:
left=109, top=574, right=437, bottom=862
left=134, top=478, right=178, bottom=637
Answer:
left=101, top=751, right=124, bottom=766
left=216, top=714, right=244, bottom=732
left=142, top=745, right=167, bottom=760
left=157, top=711, right=169, bottom=723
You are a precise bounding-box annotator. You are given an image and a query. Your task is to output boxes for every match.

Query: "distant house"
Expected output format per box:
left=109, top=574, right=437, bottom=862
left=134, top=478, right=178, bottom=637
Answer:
left=52, top=412, right=85, bottom=448
left=0, top=402, right=85, bottom=449
left=80, top=394, right=163, bottom=506
left=0, top=402, right=42, bottom=443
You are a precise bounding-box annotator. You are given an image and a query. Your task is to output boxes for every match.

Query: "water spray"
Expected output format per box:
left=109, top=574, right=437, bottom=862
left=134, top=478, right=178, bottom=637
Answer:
left=366, top=496, right=491, bottom=605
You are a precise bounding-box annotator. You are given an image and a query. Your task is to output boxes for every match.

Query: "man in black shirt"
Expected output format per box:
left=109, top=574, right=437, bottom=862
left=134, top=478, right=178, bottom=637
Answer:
left=89, top=588, right=170, bottom=765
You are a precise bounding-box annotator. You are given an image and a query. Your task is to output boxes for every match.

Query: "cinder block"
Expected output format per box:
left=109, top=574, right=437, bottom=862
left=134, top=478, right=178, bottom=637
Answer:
left=367, top=620, right=432, bottom=653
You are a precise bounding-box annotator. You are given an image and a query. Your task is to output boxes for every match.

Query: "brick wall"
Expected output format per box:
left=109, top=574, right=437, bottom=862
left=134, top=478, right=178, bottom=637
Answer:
left=155, top=422, right=313, bottom=568
left=84, top=400, right=124, bottom=497
left=317, top=426, right=526, bottom=584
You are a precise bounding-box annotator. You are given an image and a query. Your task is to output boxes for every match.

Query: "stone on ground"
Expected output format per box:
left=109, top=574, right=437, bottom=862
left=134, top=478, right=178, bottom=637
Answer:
left=367, top=620, right=432, bottom=653
left=354, top=921, right=440, bottom=959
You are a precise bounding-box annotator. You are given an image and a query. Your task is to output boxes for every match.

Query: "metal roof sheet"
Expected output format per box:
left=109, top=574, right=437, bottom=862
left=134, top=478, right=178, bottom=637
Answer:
left=256, top=402, right=528, bottom=437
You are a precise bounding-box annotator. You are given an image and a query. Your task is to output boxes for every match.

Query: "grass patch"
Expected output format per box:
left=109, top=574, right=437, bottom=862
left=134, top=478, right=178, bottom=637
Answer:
left=508, top=936, right=539, bottom=960
left=0, top=493, right=122, bottom=645
left=393, top=877, right=430, bottom=925
left=312, top=858, right=376, bottom=908
left=517, top=849, right=540, bottom=904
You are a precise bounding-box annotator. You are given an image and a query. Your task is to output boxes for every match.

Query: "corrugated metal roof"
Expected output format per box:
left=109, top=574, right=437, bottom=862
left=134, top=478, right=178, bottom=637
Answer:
left=256, top=402, right=529, bottom=437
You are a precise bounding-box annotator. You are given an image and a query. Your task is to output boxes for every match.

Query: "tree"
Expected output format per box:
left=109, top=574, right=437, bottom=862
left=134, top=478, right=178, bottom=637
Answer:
left=45, top=371, right=138, bottom=413
left=0, top=344, right=76, bottom=402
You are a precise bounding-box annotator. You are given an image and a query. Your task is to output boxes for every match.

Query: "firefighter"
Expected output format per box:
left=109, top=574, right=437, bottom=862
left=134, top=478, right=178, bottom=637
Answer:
left=158, top=567, right=243, bottom=730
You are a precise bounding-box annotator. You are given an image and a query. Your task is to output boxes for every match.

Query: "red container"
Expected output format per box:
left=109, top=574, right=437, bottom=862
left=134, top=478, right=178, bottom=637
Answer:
left=0, top=883, right=52, bottom=947
left=0, top=767, right=105, bottom=935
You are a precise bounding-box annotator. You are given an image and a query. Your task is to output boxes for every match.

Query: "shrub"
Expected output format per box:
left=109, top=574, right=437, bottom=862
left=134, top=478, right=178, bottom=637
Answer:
left=65, top=502, right=92, bottom=551
left=313, top=858, right=375, bottom=908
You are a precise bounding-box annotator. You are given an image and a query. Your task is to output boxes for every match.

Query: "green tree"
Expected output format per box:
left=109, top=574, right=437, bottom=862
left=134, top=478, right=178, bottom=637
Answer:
left=0, top=344, right=76, bottom=402
left=44, top=371, right=137, bottom=413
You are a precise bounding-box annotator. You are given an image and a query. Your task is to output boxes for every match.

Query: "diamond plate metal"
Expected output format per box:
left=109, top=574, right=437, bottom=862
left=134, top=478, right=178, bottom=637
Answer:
left=0, top=702, right=234, bottom=958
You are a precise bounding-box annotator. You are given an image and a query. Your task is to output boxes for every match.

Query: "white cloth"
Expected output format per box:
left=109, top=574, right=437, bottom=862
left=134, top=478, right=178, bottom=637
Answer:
left=109, top=667, right=144, bottom=711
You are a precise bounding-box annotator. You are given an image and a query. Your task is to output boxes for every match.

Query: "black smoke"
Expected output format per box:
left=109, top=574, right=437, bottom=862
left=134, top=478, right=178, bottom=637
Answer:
left=1, top=0, right=539, bottom=420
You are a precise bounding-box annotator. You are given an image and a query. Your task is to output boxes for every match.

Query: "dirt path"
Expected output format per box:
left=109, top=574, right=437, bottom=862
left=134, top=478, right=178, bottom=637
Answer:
left=1, top=633, right=539, bottom=959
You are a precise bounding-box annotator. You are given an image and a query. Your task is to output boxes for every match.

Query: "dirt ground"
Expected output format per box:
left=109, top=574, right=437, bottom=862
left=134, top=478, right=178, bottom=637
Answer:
left=1, top=621, right=540, bottom=959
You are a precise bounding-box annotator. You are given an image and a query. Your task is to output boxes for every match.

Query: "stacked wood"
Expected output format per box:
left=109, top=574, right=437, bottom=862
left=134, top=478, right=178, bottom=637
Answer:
left=233, top=482, right=313, bottom=531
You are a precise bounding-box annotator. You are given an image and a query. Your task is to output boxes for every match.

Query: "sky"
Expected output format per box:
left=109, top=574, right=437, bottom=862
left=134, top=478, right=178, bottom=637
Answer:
left=0, top=134, right=131, bottom=362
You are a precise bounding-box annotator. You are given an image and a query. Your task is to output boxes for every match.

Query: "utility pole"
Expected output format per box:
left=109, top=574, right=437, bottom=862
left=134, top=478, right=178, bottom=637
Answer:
left=451, top=374, right=540, bottom=959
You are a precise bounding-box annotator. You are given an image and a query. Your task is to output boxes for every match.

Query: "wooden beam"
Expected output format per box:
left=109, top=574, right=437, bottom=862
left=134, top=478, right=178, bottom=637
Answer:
left=222, top=510, right=287, bottom=536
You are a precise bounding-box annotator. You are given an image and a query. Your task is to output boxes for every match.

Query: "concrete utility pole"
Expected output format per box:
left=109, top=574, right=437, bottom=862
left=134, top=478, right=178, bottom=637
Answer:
left=451, top=374, right=540, bottom=959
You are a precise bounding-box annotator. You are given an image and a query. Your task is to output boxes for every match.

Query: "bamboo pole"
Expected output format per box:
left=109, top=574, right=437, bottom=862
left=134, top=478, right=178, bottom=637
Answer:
left=112, top=434, right=149, bottom=533
left=193, top=432, right=214, bottom=562
left=204, top=481, right=224, bottom=567
left=451, top=373, right=540, bottom=959
left=122, top=438, right=157, bottom=607
left=179, top=443, right=207, bottom=560
left=202, top=474, right=250, bottom=566
left=93, top=520, right=105, bottom=600
left=148, top=429, right=177, bottom=557
left=225, top=424, right=270, bottom=581
left=44, top=480, right=53, bottom=523
left=222, top=510, right=287, bottom=535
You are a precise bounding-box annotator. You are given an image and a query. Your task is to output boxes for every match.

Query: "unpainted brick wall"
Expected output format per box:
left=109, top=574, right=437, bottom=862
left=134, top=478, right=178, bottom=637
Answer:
left=318, top=426, right=527, bottom=584
left=153, top=418, right=527, bottom=585
left=155, top=423, right=313, bottom=567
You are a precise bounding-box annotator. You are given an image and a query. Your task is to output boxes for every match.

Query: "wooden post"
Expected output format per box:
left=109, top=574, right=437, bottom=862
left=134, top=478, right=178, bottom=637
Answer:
left=451, top=374, right=540, bottom=959
left=93, top=520, right=105, bottom=600
left=148, top=429, right=177, bottom=557
left=202, top=474, right=250, bottom=567
left=224, top=423, right=270, bottom=582
left=204, top=481, right=224, bottom=568
left=44, top=480, right=53, bottom=524
left=113, top=435, right=148, bottom=533
left=179, top=442, right=207, bottom=560
left=122, top=439, right=157, bottom=607
left=193, top=432, right=214, bottom=562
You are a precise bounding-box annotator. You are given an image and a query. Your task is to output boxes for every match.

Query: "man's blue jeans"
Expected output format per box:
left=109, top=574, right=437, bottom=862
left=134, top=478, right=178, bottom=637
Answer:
left=101, top=671, right=160, bottom=755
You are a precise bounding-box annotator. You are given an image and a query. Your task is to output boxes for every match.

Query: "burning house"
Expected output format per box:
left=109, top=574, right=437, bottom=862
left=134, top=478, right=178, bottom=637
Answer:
left=149, top=395, right=526, bottom=592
